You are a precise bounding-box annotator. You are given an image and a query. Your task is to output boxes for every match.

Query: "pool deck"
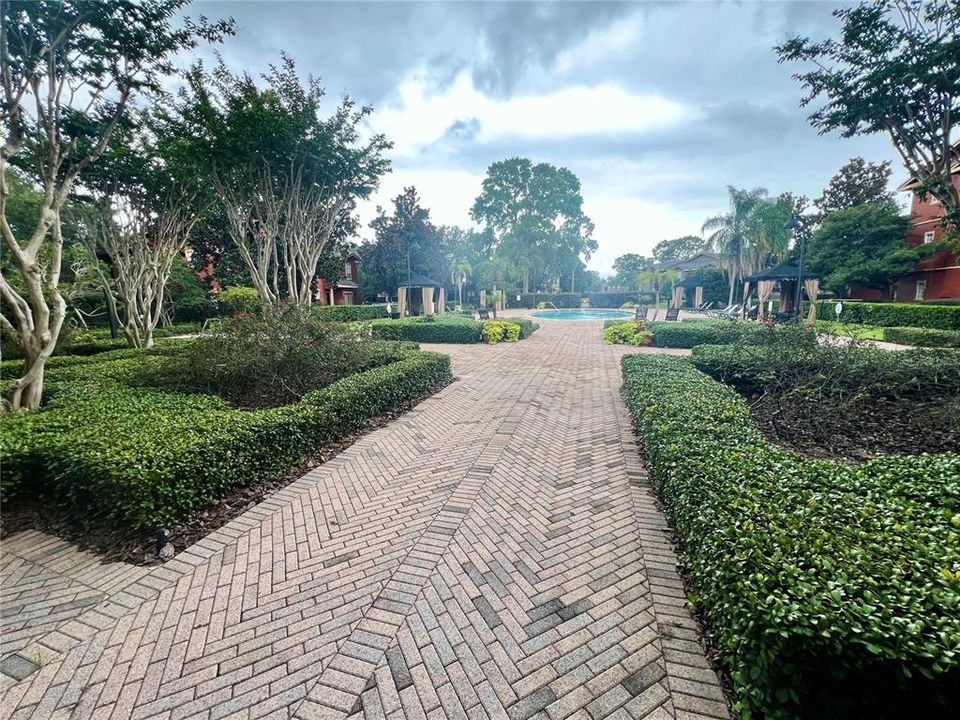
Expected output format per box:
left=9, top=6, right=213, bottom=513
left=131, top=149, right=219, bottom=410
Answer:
left=0, top=318, right=723, bottom=720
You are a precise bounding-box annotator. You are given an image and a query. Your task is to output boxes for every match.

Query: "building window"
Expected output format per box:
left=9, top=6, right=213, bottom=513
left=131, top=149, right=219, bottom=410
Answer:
left=923, top=230, right=935, bottom=244
left=344, top=262, right=352, bottom=279
left=915, top=280, right=926, bottom=301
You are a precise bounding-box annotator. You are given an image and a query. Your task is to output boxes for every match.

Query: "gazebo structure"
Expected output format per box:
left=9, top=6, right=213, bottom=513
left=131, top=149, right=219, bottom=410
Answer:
left=743, top=262, right=821, bottom=323
left=397, top=274, right=446, bottom=317
left=672, top=276, right=702, bottom=309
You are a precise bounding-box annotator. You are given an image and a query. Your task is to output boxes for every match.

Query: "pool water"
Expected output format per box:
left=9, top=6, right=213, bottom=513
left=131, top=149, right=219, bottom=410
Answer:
left=531, top=309, right=634, bottom=321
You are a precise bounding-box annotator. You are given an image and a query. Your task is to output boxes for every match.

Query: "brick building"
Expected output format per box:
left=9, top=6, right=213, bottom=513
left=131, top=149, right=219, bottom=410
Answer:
left=315, top=252, right=362, bottom=306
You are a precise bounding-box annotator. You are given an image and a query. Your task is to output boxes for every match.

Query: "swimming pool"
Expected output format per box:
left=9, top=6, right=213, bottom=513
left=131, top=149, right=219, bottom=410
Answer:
left=530, top=309, right=634, bottom=321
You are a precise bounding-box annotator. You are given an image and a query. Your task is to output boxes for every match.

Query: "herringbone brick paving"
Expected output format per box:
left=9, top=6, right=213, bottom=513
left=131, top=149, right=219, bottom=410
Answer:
left=0, top=317, right=726, bottom=720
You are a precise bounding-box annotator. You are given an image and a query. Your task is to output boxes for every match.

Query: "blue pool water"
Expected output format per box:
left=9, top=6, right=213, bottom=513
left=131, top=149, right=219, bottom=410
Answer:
left=531, top=309, right=633, bottom=321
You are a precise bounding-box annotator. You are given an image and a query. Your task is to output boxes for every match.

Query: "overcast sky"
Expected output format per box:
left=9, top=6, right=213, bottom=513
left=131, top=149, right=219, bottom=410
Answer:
left=193, top=0, right=904, bottom=274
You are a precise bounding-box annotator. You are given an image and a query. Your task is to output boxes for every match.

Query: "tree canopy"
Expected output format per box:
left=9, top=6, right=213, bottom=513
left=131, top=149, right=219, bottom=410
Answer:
left=652, top=236, right=708, bottom=264
left=815, top=158, right=895, bottom=215
left=777, top=0, right=960, bottom=227
left=806, top=202, right=915, bottom=296
left=470, top=158, right=595, bottom=293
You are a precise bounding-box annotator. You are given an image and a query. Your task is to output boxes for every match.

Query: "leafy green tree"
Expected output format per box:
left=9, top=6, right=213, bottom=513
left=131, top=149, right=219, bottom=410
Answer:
left=639, top=268, right=678, bottom=320
left=702, top=186, right=768, bottom=305
left=361, top=187, right=445, bottom=300
left=815, top=158, right=895, bottom=215
left=156, top=56, right=391, bottom=306
left=0, top=0, right=232, bottom=410
left=611, top=254, right=650, bottom=290
left=471, top=158, right=595, bottom=293
left=777, top=0, right=960, bottom=227
left=806, top=203, right=915, bottom=297
left=652, top=236, right=708, bottom=264
left=450, top=261, right=471, bottom=309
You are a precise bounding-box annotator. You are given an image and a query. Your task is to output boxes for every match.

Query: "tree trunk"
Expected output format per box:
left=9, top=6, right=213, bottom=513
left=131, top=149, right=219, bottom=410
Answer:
left=727, top=268, right=737, bottom=306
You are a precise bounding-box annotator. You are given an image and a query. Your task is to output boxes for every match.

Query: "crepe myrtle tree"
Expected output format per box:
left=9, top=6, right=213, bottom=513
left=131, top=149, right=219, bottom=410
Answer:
left=157, top=57, right=391, bottom=307
left=777, top=0, right=960, bottom=228
left=0, top=0, right=232, bottom=411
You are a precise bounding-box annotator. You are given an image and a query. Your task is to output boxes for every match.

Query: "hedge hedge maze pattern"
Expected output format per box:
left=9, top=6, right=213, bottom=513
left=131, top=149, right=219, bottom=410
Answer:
left=0, top=320, right=725, bottom=720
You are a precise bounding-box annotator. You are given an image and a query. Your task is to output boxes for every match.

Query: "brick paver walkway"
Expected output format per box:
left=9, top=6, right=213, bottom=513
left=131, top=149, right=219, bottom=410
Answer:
left=0, top=318, right=726, bottom=720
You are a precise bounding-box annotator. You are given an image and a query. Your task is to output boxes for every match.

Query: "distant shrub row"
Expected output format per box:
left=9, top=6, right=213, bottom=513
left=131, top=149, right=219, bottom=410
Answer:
left=883, top=326, right=960, bottom=348
left=819, top=300, right=960, bottom=330
left=368, top=316, right=537, bottom=344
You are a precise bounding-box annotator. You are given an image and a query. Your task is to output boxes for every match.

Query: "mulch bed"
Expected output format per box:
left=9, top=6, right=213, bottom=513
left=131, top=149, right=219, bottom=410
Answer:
left=0, top=377, right=454, bottom=565
left=743, top=392, right=960, bottom=461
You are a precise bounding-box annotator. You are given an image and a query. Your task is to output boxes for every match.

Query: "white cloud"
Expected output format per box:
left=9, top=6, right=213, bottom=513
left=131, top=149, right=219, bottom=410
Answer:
left=370, top=70, right=695, bottom=157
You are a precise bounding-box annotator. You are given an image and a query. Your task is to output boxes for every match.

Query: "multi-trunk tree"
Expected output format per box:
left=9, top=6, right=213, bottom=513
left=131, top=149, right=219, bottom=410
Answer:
left=157, top=57, right=391, bottom=307
left=0, top=0, right=231, bottom=410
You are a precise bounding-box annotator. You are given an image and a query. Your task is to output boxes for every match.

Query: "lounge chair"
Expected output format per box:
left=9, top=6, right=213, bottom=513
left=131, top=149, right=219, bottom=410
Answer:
left=478, top=308, right=490, bottom=320
left=708, top=303, right=735, bottom=317
left=716, top=304, right=742, bottom=319
left=665, top=307, right=680, bottom=322
left=634, top=306, right=649, bottom=320
left=745, top=304, right=759, bottom=320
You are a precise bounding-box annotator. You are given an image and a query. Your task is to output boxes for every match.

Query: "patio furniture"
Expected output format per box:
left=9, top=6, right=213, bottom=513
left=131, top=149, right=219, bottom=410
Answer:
left=478, top=308, right=490, bottom=320
left=716, top=304, right=742, bottom=319
left=635, top=306, right=649, bottom=320
left=665, top=307, right=680, bottom=322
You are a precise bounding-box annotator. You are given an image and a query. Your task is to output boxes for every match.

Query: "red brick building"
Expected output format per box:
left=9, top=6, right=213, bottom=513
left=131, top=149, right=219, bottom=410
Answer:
left=891, top=149, right=960, bottom=302
left=315, top=252, right=361, bottom=305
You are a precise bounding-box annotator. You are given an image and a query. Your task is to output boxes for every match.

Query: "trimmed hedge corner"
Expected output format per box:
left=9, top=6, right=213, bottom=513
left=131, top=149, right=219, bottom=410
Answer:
left=0, top=350, right=451, bottom=528
left=621, top=354, right=960, bottom=718
left=883, top=326, right=960, bottom=348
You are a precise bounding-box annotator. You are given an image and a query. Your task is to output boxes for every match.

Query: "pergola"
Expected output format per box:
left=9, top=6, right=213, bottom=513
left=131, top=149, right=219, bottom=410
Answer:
left=672, top=276, right=702, bottom=309
left=397, top=274, right=446, bottom=317
left=743, top=262, right=821, bottom=323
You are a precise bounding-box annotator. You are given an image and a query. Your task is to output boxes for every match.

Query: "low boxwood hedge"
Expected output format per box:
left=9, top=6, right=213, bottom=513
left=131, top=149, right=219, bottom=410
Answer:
left=369, top=316, right=484, bottom=343
left=0, top=349, right=451, bottom=528
left=818, top=300, right=960, bottom=330
left=313, top=304, right=389, bottom=322
left=511, top=292, right=580, bottom=309
left=883, top=326, right=960, bottom=348
left=621, top=354, right=960, bottom=718
left=644, top=320, right=762, bottom=348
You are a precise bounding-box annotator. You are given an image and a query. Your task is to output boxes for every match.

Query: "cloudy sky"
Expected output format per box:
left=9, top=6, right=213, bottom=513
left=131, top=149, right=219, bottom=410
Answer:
left=194, top=0, right=904, bottom=274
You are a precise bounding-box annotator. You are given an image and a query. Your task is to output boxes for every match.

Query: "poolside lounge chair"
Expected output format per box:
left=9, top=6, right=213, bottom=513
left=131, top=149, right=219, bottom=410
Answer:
left=745, top=304, right=759, bottom=320
left=715, top=304, right=742, bottom=319
left=634, top=306, right=649, bottom=320
left=665, top=307, right=680, bottom=321
left=478, top=308, right=490, bottom=320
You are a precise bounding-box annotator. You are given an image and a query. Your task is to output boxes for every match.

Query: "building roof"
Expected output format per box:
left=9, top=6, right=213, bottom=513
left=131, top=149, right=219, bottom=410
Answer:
left=334, top=279, right=359, bottom=289
left=401, top=273, right=443, bottom=288
left=345, top=251, right=362, bottom=262
left=896, top=139, right=960, bottom=192
left=744, top=263, right=820, bottom=282
left=654, top=252, right=723, bottom=272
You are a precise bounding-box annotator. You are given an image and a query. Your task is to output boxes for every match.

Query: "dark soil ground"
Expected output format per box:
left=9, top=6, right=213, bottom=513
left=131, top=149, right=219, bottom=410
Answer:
left=0, top=377, right=453, bottom=565
left=740, top=391, right=960, bottom=461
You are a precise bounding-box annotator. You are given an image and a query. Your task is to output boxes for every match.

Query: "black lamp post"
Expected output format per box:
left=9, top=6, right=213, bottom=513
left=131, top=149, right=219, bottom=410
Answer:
left=785, top=215, right=804, bottom=320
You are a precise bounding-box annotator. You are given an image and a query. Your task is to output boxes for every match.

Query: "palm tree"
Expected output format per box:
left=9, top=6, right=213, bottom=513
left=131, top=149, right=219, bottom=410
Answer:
left=451, top=261, right=471, bottom=309
left=702, top=186, right=768, bottom=305
left=638, top=268, right=678, bottom=321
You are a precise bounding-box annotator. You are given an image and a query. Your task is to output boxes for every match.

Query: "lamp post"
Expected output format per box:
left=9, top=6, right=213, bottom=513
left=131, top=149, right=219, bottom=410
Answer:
left=785, top=215, right=803, bottom=320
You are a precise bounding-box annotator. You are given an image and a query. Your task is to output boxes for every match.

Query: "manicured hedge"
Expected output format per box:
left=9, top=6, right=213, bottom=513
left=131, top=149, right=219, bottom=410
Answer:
left=883, top=326, right=960, bottom=348
left=0, top=349, right=451, bottom=528
left=584, top=291, right=642, bottom=308
left=818, top=300, right=960, bottom=330
left=621, top=354, right=960, bottom=718
left=369, top=316, right=484, bottom=343
left=314, top=304, right=389, bottom=322
left=511, top=293, right=580, bottom=309
left=647, top=320, right=762, bottom=348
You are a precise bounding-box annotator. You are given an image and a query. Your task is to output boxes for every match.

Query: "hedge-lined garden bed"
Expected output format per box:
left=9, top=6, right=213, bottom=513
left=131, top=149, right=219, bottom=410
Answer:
left=0, top=345, right=451, bottom=530
left=621, top=354, right=960, bottom=718
left=604, top=318, right=764, bottom=348
left=369, top=316, right=538, bottom=344
left=314, top=304, right=390, bottom=322
left=817, top=300, right=960, bottom=330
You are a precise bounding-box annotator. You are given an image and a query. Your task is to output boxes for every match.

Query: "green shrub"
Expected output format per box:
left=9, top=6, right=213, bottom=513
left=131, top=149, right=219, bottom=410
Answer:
left=313, top=304, right=389, bottom=322
left=148, top=308, right=402, bottom=409
left=0, top=350, right=451, bottom=525
left=481, top=320, right=520, bottom=344
left=883, top=326, right=960, bottom=348
left=216, top=286, right=262, bottom=316
left=603, top=321, right=652, bottom=346
left=648, top=320, right=762, bottom=348
left=584, top=291, right=642, bottom=308
left=514, top=318, right=539, bottom=338
left=818, top=300, right=960, bottom=330
left=512, top=292, right=580, bottom=309
left=369, top=316, right=484, bottom=343
left=621, top=354, right=960, bottom=718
